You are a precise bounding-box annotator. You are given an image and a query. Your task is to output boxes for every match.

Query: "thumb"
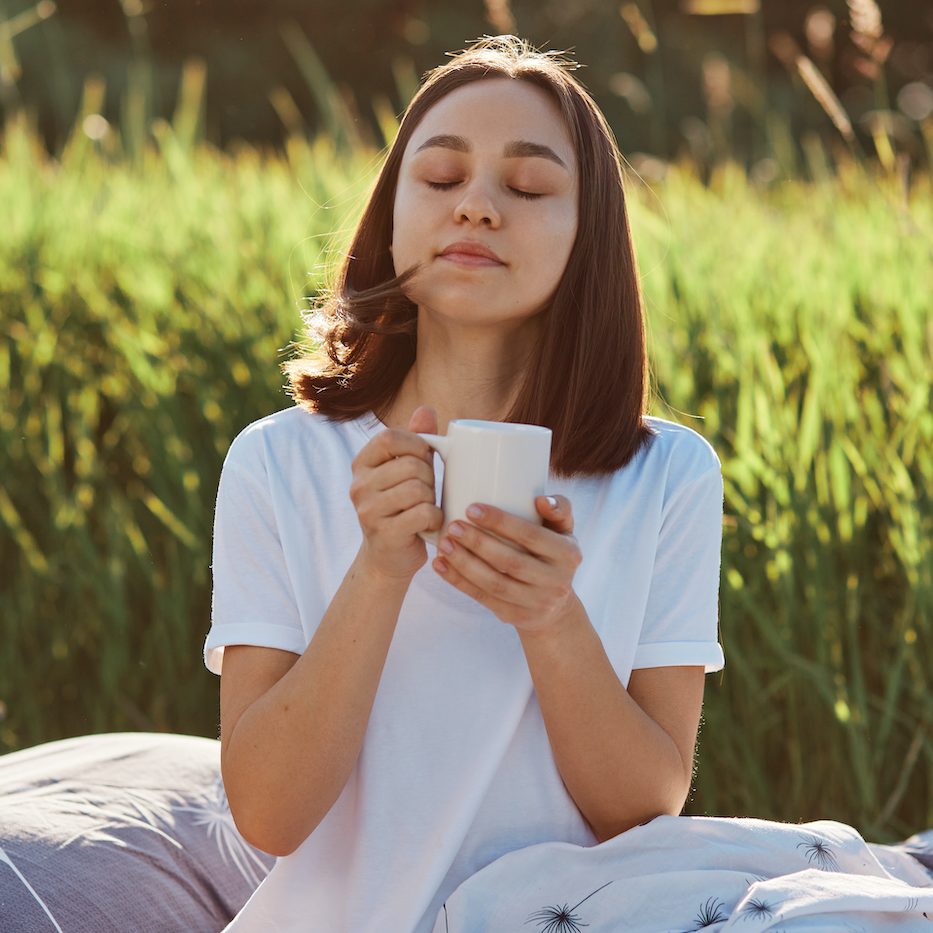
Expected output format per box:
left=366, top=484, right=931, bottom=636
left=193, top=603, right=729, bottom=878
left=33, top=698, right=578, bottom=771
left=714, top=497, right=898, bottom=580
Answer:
left=536, top=495, right=574, bottom=534
left=407, top=404, right=438, bottom=435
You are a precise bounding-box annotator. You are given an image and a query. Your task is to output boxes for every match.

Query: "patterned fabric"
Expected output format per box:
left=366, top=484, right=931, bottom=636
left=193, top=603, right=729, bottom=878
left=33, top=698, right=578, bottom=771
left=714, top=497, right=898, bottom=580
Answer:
left=0, top=732, right=931, bottom=931
left=0, top=732, right=274, bottom=932
left=434, top=816, right=933, bottom=932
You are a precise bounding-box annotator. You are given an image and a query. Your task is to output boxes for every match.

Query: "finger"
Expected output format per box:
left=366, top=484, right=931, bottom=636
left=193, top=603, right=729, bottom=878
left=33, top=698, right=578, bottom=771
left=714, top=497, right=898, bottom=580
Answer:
left=406, top=405, right=437, bottom=435
left=535, top=495, right=575, bottom=535
left=464, top=503, right=564, bottom=561
left=353, top=429, right=435, bottom=470
left=435, top=537, right=530, bottom=609
left=369, top=476, right=436, bottom=519
left=434, top=556, right=518, bottom=621
left=369, top=454, right=435, bottom=493
left=394, top=500, right=444, bottom=538
left=443, top=521, right=548, bottom=587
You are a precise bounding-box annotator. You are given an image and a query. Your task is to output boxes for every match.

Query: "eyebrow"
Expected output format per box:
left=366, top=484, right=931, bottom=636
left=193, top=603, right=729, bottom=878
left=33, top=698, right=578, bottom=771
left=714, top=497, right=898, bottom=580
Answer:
left=413, top=134, right=569, bottom=171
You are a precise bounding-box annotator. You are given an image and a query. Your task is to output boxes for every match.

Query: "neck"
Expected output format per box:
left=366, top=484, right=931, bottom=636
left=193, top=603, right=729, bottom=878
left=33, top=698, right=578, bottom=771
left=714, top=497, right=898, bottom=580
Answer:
left=379, top=312, right=539, bottom=433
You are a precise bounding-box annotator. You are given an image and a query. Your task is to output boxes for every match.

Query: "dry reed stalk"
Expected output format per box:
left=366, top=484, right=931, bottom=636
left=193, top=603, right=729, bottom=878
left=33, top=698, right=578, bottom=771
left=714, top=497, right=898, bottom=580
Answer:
left=0, top=33, right=19, bottom=86
left=767, top=31, right=800, bottom=69
left=804, top=7, right=836, bottom=64
left=608, top=72, right=652, bottom=113
left=847, top=0, right=882, bottom=41
left=847, top=0, right=893, bottom=78
left=484, top=0, right=516, bottom=35
left=0, top=0, right=56, bottom=85
left=619, top=3, right=658, bottom=54
left=681, top=0, right=759, bottom=13
left=0, top=0, right=56, bottom=41
left=268, top=86, right=304, bottom=136
left=796, top=54, right=855, bottom=145
left=703, top=53, right=734, bottom=115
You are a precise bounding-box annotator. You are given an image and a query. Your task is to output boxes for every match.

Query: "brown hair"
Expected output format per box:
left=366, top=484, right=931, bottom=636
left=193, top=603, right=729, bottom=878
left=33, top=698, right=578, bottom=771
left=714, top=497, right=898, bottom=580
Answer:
left=282, top=34, right=654, bottom=477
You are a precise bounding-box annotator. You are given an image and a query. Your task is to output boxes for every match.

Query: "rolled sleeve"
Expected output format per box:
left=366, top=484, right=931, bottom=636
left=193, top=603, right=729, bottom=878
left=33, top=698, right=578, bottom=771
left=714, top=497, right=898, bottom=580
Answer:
left=203, top=433, right=305, bottom=676
left=634, top=464, right=725, bottom=674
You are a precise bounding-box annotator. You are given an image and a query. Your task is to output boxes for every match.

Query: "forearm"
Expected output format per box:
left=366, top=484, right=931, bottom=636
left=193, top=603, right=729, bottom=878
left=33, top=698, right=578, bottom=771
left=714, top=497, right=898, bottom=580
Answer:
left=223, top=551, right=410, bottom=856
left=517, top=593, right=689, bottom=842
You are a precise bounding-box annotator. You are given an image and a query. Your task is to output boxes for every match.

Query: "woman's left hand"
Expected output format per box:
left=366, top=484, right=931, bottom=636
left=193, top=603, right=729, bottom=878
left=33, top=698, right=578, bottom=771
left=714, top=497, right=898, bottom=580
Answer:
left=432, top=495, right=582, bottom=635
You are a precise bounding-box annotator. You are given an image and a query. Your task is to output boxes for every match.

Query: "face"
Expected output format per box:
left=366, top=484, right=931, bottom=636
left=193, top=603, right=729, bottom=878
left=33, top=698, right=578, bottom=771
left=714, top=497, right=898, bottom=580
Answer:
left=391, top=78, right=578, bottom=330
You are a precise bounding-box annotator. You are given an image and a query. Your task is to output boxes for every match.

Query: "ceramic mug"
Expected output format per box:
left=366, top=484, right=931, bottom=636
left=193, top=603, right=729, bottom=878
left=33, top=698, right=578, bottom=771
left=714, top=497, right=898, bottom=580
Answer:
left=416, top=420, right=553, bottom=546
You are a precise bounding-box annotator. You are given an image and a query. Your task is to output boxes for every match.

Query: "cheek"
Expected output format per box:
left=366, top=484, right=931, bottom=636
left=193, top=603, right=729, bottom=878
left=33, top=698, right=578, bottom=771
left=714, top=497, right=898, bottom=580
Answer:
left=391, top=201, right=422, bottom=265
left=529, top=211, right=577, bottom=277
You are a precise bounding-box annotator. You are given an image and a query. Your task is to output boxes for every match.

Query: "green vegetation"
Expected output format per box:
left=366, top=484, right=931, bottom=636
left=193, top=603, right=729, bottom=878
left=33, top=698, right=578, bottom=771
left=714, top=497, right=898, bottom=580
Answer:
left=640, top=161, right=932, bottom=841
left=0, top=110, right=379, bottom=748
left=1, top=67, right=930, bottom=842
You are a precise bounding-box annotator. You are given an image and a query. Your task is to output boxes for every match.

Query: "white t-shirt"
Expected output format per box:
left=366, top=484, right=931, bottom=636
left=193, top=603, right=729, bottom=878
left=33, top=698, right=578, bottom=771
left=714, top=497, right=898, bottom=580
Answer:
left=203, top=405, right=726, bottom=932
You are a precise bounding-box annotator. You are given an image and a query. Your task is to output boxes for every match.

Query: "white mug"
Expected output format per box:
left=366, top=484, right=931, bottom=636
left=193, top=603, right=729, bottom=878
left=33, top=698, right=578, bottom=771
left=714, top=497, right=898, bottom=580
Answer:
left=416, top=420, right=553, bottom=546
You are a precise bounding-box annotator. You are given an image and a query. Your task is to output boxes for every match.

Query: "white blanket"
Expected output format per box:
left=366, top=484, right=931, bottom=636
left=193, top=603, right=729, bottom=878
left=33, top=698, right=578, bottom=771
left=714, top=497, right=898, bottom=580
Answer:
left=434, top=815, right=933, bottom=931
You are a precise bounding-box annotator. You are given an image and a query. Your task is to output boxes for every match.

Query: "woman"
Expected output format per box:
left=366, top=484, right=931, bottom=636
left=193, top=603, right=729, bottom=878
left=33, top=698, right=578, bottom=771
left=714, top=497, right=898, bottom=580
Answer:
left=204, top=34, right=726, bottom=931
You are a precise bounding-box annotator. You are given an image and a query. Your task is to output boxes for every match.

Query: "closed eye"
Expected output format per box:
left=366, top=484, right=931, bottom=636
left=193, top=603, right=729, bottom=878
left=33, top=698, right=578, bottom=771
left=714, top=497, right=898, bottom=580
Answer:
left=425, top=181, right=543, bottom=201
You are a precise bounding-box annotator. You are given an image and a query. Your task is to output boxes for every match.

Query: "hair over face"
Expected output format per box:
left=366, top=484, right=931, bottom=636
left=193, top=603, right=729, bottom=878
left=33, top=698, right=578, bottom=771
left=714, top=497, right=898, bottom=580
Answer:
left=282, top=34, right=654, bottom=478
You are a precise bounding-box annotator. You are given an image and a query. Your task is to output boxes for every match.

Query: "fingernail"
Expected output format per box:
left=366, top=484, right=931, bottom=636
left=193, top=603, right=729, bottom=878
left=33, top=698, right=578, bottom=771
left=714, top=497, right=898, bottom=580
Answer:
left=546, top=496, right=558, bottom=509
left=467, top=505, right=485, bottom=519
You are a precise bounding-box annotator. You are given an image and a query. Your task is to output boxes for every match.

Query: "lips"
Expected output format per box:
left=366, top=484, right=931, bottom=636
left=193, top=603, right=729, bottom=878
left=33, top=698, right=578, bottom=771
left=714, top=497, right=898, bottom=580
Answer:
left=439, top=240, right=504, bottom=264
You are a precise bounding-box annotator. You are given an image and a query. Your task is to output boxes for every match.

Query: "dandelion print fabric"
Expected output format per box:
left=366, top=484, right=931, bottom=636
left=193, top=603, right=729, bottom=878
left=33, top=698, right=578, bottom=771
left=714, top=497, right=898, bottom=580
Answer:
left=1, top=734, right=933, bottom=931
left=433, top=815, right=933, bottom=932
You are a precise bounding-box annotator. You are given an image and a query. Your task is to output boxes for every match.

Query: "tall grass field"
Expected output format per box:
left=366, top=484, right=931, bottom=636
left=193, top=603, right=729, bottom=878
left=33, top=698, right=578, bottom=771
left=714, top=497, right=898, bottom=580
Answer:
left=1, top=106, right=930, bottom=843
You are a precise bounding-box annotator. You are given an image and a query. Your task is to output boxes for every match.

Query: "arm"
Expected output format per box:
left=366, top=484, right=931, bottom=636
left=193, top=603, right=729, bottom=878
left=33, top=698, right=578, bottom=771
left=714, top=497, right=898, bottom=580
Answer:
left=221, top=552, right=410, bottom=857
left=429, top=460, right=723, bottom=843
left=517, top=594, right=705, bottom=842
left=216, top=415, right=443, bottom=858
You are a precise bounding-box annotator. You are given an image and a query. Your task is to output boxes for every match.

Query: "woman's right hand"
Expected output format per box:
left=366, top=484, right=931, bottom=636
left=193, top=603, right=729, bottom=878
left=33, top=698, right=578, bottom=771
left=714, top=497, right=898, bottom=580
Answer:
left=349, top=405, right=444, bottom=583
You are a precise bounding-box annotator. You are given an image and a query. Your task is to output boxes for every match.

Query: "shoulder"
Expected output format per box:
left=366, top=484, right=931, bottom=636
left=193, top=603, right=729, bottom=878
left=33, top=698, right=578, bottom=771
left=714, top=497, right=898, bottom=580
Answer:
left=562, top=417, right=721, bottom=510
left=639, top=415, right=722, bottom=491
left=222, top=405, right=356, bottom=472
left=642, top=416, right=720, bottom=469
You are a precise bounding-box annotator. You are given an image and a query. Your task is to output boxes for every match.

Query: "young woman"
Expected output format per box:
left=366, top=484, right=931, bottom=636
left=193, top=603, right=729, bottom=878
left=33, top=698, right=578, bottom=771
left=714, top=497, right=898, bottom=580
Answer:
left=204, top=35, right=726, bottom=931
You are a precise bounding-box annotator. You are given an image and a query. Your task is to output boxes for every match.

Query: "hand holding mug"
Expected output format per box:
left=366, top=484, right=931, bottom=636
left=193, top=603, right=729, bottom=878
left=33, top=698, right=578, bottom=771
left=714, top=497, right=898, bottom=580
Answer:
left=414, top=416, right=582, bottom=634
left=416, top=418, right=553, bottom=544
left=349, top=406, right=443, bottom=582
left=431, top=496, right=583, bottom=635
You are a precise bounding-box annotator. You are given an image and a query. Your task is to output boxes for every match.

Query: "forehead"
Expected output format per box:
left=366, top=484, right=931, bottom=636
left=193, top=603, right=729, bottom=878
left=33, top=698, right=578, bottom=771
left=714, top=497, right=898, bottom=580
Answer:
left=406, top=78, right=576, bottom=172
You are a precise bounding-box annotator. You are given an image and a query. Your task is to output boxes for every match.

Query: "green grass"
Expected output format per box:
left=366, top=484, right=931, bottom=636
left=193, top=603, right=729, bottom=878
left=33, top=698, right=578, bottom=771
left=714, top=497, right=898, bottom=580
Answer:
left=0, top=110, right=930, bottom=842
left=633, top=158, right=932, bottom=839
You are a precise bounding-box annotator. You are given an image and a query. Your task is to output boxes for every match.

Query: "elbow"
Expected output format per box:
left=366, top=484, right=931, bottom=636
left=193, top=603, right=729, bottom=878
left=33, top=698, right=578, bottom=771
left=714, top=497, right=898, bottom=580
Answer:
left=592, top=803, right=680, bottom=844
left=225, top=800, right=290, bottom=857
left=229, top=809, right=306, bottom=858
left=591, top=737, right=693, bottom=844
left=591, top=786, right=689, bottom=844
left=221, top=764, right=318, bottom=857
left=220, top=781, right=278, bottom=856
left=219, top=746, right=342, bottom=857
left=591, top=810, right=660, bottom=844
left=223, top=784, right=316, bottom=858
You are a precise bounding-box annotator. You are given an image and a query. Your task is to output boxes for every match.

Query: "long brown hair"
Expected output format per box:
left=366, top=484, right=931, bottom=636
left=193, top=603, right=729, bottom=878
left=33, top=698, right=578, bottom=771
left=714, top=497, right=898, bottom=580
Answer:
left=282, top=34, right=654, bottom=478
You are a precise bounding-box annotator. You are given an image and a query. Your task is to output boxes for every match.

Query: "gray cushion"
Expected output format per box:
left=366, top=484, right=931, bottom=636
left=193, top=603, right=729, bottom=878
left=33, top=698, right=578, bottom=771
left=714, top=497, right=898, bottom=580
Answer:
left=0, top=732, right=274, bottom=932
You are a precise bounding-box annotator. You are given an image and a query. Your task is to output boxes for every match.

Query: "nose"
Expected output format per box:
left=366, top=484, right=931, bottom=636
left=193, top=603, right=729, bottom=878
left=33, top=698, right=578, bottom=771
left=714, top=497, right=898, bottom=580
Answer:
left=453, top=179, right=501, bottom=227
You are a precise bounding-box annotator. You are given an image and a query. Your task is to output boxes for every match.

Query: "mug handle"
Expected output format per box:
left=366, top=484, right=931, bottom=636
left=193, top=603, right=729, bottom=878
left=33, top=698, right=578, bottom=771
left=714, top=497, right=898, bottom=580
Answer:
left=415, top=433, right=451, bottom=545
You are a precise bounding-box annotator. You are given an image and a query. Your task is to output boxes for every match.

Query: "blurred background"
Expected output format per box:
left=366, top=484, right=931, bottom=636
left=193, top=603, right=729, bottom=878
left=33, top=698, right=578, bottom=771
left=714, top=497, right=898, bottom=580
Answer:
left=4, top=0, right=933, bottom=172
left=1, top=0, right=930, bottom=842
